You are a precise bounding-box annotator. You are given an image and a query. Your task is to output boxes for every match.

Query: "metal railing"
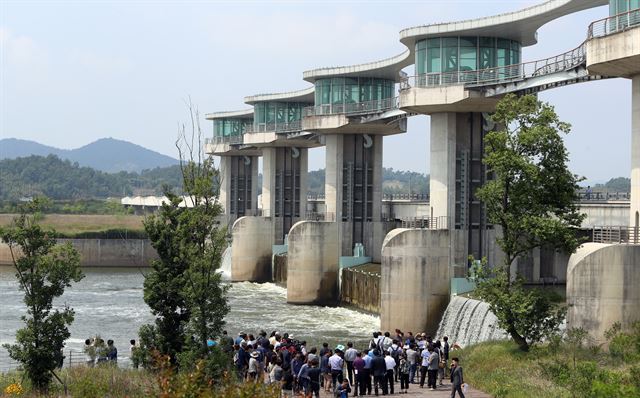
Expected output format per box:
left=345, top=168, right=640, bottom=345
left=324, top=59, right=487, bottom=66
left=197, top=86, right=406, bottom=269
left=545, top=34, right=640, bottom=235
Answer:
left=305, top=211, right=336, bottom=222
left=245, top=120, right=303, bottom=134
left=382, top=193, right=429, bottom=201
left=592, top=226, right=640, bottom=244
left=307, top=193, right=326, bottom=201
left=204, top=135, right=243, bottom=146
left=302, top=96, right=399, bottom=117
left=401, top=216, right=448, bottom=230
left=1, top=349, right=97, bottom=373
left=588, top=8, right=640, bottom=39
left=578, top=191, right=630, bottom=201
left=401, top=42, right=587, bottom=90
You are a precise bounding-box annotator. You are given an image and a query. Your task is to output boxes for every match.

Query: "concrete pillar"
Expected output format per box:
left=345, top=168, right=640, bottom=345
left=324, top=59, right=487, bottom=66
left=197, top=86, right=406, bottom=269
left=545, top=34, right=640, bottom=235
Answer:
left=219, top=156, right=232, bottom=216
left=325, top=135, right=344, bottom=221
left=262, top=148, right=277, bottom=217
left=567, top=243, right=640, bottom=342
left=371, top=135, right=384, bottom=223
left=380, top=229, right=452, bottom=334
left=299, top=148, right=309, bottom=223
left=287, top=221, right=340, bottom=305
left=230, top=216, right=273, bottom=282
left=631, top=75, right=640, bottom=228
left=429, top=113, right=457, bottom=229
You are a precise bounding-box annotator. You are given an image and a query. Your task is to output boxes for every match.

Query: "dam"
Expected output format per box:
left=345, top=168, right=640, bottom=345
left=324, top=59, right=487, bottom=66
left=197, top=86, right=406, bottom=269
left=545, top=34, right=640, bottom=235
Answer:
left=202, top=0, right=640, bottom=342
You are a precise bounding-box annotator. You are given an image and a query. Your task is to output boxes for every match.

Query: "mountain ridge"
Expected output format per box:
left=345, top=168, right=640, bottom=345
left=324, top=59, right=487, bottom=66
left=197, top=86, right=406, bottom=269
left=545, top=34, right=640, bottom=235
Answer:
left=0, top=137, right=178, bottom=173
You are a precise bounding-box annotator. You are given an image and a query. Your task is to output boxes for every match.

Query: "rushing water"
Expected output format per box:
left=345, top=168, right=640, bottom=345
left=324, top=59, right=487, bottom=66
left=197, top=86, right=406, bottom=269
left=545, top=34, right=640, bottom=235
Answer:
left=436, top=296, right=508, bottom=348
left=0, top=261, right=379, bottom=371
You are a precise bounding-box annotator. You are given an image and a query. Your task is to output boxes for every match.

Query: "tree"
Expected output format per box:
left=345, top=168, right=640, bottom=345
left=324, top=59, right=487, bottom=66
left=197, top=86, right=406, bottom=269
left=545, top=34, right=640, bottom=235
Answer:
left=140, top=101, right=229, bottom=367
left=0, top=198, right=84, bottom=391
left=474, top=94, right=585, bottom=351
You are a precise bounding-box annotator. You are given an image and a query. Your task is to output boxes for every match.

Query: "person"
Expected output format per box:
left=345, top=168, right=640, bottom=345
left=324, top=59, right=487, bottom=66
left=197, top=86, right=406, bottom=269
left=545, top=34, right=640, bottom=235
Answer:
left=419, top=344, right=429, bottom=388
left=320, top=342, right=330, bottom=357
left=381, top=332, right=393, bottom=351
left=282, top=369, right=295, bottom=397
left=443, top=336, right=450, bottom=376
left=362, top=348, right=373, bottom=395
left=371, top=350, right=387, bottom=396
left=427, top=346, right=439, bottom=390
left=329, top=347, right=345, bottom=392
left=384, top=351, right=396, bottom=395
left=388, top=340, right=402, bottom=382
left=84, top=338, right=96, bottom=367
left=353, top=351, right=365, bottom=397
left=129, top=339, right=139, bottom=369
left=269, top=358, right=284, bottom=384
left=344, top=342, right=358, bottom=386
left=586, top=185, right=592, bottom=200
left=235, top=332, right=247, bottom=346
left=248, top=351, right=260, bottom=381
left=297, top=357, right=311, bottom=395
left=450, top=357, right=465, bottom=398
left=95, top=338, right=108, bottom=364
left=399, top=352, right=410, bottom=394
left=335, top=379, right=352, bottom=398
left=107, top=339, right=117, bottom=363
left=221, top=330, right=234, bottom=354
left=321, top=350, right=333, bottom=392
left=435, top=340, right=445, bottom=386
left=236, top=341, right=249, bottom=380
left=291, top=353, right=304, bottom=393
left=406, top=344, right=417, bottom=384
left=307, top=358, right=322, bottom=398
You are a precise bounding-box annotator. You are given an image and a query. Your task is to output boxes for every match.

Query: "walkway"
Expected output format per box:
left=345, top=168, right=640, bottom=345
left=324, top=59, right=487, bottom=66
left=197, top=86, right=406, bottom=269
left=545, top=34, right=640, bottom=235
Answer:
left=318, top=380, right=492, bottom=397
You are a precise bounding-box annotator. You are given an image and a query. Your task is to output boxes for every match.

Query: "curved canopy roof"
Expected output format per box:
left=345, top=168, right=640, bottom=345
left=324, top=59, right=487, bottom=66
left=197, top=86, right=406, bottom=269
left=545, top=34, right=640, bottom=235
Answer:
left=205, top=108, right=253, bottom=120
left=303, top=49, right=412, bottom=83
left=244, top=86, right=315, bottom=105
left=400, top=0, right=607, bottom=49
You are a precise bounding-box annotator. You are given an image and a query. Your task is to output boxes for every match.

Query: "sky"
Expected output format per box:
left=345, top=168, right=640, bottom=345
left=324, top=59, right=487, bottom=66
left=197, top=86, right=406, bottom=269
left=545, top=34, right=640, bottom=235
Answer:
left=0, top=0, right=632, bottom=184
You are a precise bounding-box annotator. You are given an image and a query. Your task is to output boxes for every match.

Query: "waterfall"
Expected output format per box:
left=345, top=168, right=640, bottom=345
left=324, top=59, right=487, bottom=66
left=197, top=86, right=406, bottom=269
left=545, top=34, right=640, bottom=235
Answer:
left=436, top=296, right=508, bottom=348
left=219, top=246, right=231, bottom=281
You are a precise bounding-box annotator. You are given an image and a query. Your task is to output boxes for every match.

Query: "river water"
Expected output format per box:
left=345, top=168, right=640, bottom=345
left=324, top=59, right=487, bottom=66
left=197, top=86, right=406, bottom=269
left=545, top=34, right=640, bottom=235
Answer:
left=0, top=266, right=379, bottom=370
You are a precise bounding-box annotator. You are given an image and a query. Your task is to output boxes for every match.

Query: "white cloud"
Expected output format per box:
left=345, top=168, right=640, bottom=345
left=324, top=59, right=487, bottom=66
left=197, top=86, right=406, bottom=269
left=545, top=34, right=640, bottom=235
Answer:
left=0, top=27, right=46, bottom=68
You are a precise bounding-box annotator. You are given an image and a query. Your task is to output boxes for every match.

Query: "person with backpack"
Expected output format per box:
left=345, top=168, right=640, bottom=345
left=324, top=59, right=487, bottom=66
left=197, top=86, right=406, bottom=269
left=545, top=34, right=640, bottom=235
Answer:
left=398, top=351, right=410, bottom=394
left=371, top=350, right=387, bottom=396
left=307, top=358, right=322, bottom=398
left=388, top=340, right=402, bottom=382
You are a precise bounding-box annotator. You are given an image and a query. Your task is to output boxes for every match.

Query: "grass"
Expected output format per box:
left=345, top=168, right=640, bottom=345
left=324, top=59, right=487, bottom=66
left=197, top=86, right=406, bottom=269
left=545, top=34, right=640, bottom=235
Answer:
left=458, top=338, right=640, bottom=398
left=459, top=340, right=567, bottom=398
left=0, top=214, right=145, bottom=235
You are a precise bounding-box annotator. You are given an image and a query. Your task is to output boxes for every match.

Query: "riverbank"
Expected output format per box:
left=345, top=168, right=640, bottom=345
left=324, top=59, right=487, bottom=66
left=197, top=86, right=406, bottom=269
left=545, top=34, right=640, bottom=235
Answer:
left=0, top=214, right=145, bottom=236
left=459, top=339, right=640, bottom=397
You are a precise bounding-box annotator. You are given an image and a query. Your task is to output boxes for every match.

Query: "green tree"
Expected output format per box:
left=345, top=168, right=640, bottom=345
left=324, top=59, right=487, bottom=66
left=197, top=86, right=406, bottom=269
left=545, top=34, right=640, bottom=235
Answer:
left=0, top=198, right=84, bottom=392
left=474, top=94, right=585, bottom=351
left=140, top=102, right=229, bottom=367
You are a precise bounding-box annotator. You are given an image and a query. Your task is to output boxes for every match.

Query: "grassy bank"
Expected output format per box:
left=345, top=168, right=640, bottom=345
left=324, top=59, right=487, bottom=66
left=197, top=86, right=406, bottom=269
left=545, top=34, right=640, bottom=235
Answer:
left=0, top=214, right=145, bottom=236
left=459, top=336, right=640, bottom=398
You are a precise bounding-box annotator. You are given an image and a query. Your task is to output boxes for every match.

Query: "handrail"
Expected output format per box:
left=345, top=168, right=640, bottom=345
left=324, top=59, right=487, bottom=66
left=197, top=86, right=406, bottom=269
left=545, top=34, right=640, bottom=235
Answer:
left=401, top=216, right=448, bottom=230
left=204, top=135, right=243, bottom=145
left=401, top=41, right=587, bottom=90
left=303, top=96, right=399, bottom=117
left=245, top=120, right=303, bottom=134
left=588, top=8, right=640, bottom=39
left=592, top=226, right=640, bottom=244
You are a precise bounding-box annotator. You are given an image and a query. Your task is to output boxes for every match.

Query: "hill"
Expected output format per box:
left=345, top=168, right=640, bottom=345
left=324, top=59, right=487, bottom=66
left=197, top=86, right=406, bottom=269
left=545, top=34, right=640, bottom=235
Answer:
left=0, top=155, right=183, bottom=201
left=0, top=138, right=179, bottom=173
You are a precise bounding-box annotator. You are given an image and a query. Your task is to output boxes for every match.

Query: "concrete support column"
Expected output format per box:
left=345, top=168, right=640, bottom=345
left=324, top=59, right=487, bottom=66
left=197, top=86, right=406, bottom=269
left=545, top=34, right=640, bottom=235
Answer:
left=325, top=135, right=344, bottom=221
left=631, top=75, right=640, bottom=228
left=298, top=147, right=309, bottom=223
left=430, top=113, right=457, bottom=229
left=261, top=148, right=277, bottom=217
left=219, top=156, right=232, bottom=216
left=371, top=134, right=384, bottom=223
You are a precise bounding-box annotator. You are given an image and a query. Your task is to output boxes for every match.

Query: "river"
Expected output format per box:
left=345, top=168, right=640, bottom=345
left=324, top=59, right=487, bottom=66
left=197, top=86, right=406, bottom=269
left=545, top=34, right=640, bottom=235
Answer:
left=0, top=266, right=379, bottom=370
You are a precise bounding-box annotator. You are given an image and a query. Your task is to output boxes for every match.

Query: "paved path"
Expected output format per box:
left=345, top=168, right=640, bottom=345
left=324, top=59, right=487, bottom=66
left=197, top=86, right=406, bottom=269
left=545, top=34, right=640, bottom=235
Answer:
left=317, top=381, right=491, bottom=398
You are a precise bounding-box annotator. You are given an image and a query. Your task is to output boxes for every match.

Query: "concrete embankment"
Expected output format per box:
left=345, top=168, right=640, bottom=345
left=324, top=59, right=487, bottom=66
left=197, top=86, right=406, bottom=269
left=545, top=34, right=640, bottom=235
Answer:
left=0, top=239, right=157, bottom=267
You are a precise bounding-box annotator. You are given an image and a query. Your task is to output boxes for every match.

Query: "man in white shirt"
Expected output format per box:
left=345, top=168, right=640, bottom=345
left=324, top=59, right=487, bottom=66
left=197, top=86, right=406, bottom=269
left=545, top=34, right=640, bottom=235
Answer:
left=420, top=348, right=430, bottom=388
left=384, top=351, right=396, bottom=394
left=329, top=349, right=345, bottom=392
left=343, top=342, right=358, bottom=386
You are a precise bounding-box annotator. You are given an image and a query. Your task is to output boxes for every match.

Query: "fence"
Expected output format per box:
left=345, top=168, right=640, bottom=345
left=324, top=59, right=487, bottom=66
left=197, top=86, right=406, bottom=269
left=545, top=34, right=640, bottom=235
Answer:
left=578, top=191, right=630, bottom=201
left=0, top=349, right=89, bottom=374
left=588, top=8, right=640, bottom=39
left=401, top=216, right=448, bottom=229
left=302, top=97, right=398, bottom=117
left=592, top=226, right=640, bottom=244
left=340, top=267, right=380, bottom=314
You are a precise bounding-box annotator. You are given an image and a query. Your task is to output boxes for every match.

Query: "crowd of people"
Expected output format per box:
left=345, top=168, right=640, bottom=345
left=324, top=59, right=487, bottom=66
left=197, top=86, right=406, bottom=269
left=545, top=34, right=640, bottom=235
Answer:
left=82, top=337, right=121, bottom=366
left=219, top=329, right=467, bottom=398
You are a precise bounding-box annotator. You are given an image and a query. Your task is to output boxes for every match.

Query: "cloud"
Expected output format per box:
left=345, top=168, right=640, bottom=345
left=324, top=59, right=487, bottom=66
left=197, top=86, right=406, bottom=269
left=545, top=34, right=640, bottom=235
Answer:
left=0, top=27, right=47, bottom=68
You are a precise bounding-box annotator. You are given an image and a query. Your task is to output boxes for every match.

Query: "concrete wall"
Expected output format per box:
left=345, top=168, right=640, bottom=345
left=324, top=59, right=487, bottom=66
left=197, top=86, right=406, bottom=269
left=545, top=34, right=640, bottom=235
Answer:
left=632, top=75, right=640, bottom=227
left=230, top=216, right=273, bottom=282
left=586, top=27, right=640, bottom=77
left=580, top=202, right=630, bottom=227
left=380, top=229, right=453, bottom=335
left=567, top=243, right=640, bottom=342
left=287, top=220, right=340, bottom=305
left=0, top=239, right=157, bottom=267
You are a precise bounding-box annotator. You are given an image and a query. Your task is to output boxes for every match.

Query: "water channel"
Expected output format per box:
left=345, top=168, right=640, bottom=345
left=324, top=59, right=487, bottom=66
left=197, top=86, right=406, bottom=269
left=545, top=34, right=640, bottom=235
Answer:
left=0, top=266, right=380, bottom=371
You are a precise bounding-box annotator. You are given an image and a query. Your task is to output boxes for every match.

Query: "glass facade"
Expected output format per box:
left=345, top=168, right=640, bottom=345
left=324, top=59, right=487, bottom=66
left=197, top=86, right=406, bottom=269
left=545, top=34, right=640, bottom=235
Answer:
left=415, top=36, right=521, bottom=77
left=610, top=0, right=640, bottom=15
left=213, top=118, right=252, bottom=138
left=313, top=77, right=395, bottom=111
left=253, top=102, right=308, bottom=132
